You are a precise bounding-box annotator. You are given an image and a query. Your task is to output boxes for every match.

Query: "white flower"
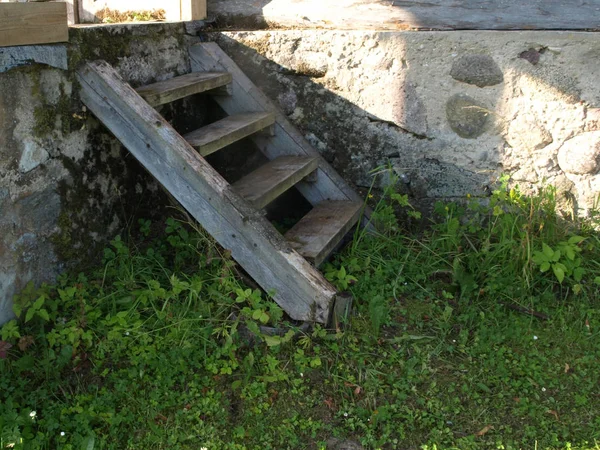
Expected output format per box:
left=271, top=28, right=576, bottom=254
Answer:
left=125, top=332, right=129, bottom=336
left=533, top=335, right=538, bottom=340
left=300, top=373, right=303, bottom=377
left=29, top=411, right=36, bottom=418
left=60, top=432, right=65, bottom=436
left=542, top=387, right=546, bottom=392
left=343, top=412, right=348, bottom=417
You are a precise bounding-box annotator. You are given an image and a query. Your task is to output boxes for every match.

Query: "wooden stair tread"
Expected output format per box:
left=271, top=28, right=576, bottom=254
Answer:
left=184, top=112, right=275, bottom=157
left=136, top=72, right=232, bottom=107
left=285, top=201, right=363, bottom=266
left=233, top=156, right=319, bottom=209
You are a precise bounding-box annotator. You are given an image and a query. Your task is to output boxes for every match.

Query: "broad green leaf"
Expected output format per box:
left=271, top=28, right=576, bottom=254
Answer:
left=32, top=296, right=45, bottom=311
left=37, top=309, right=50, bottom=321
left=552, top=264, right=565, bottom=284
left=551, top=250, right=561, bottom=262
left=542, top=243, right=554, bottom=258
left=573, top=267, right=586, bottom=282
left=568, top=235, right=585, bottom=245
left=540, top=261, right=551, bottom=272
left=25, top=308, right=35, bottom=323
left=264, top=335, right=282, bottom=347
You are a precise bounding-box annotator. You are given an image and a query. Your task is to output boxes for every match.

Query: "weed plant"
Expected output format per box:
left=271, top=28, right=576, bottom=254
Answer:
left=1, top=176, right=600, bottom=449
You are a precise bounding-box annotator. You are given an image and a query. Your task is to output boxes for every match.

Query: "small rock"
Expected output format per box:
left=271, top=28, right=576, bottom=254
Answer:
left=519, top=47, right=546, bottom=65
left=19, top=139, right=50, bottom=173
left=446, top=94, right=491, bottom=139
left=326, top=438, right=364, bottom=450
left=512, top=167, right=538, bottom=183
left=557, top=131, right=600, bottom=175
left=505, top=118, right=553, bottom=152
left=584, top=108, right=600, bottom=132
left=277, top=90, right=298, bottom=115
left=450, top=54, right=503, bottom=87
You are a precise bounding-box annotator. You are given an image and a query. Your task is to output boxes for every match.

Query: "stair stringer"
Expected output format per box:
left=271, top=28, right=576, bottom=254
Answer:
left=76, top=60, right=336, bottom=323
left=189, top=42, right=370, bottom=212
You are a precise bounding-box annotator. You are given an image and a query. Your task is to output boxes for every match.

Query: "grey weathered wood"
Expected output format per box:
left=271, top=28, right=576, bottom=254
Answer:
left=184, top=111, right=275, bottom=156
left=285, top=200, right=363, bottom=267
left=207, top=0, right=600, bottom=31
left=233, top=156, right=319, bottom=209
left=190, top=43, right=368, bottom=210
left=76, top=60, right=336, bottom=323
left=136, top=72, right=232, bottom=107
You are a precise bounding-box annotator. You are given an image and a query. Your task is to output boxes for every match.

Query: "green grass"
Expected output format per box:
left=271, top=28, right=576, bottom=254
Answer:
left=1, top=177, right=600, bottom=449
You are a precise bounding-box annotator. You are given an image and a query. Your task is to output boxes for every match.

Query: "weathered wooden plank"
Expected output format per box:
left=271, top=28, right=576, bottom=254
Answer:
left=76, top=60, right=336, bottom=323
left=0, top=3, right=68, bottom=48
left=181, top=0, right=207, bottom=21
left=136, top=72, right=232, bottom=107
left=208, top=0, right=600, bottom=31
left=285, top=200, right=362, bottom=266
left=233, top=156, right=319, bottom=209
left=190, top=42, right=366, bottom=208
left=184, top=111, right=275, bottom=156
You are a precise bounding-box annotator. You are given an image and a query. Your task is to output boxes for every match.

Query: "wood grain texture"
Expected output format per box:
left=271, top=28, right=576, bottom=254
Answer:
left=0, top=2, right=68, bottom=48
left=185, top=112, right=275, bottom=156
left=285, top=201, right=363, bottom=266
left=136, top=72, right=232, bottom=107
left=208, top=0, right=600, bottom=31
left=181, top=0, right=207, bottom=21
left=233, top=156, right=319, bottom=209
left=189, top=43, right=368, bottom=208
left=77, top=60, right=336, bottom=323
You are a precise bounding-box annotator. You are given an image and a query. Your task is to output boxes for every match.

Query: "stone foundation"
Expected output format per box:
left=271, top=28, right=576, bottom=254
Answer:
left=211, top=30, right=600, bottom=215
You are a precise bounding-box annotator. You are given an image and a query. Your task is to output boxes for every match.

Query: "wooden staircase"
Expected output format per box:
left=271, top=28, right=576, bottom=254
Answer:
left=76, top=42, right=366, bottom=324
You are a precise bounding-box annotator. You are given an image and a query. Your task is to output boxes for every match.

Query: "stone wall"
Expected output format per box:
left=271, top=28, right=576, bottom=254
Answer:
left=211, top=31, right=600, bottom=216
left=0, top=23, right=204, bottom=324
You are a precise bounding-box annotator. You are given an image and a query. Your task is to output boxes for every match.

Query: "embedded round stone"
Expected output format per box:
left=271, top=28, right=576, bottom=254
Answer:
left=446, top=94, right=490, bottom=139
left=557, top=131, right=600, bottom=175
left=450, top=54, right=504, bottom=87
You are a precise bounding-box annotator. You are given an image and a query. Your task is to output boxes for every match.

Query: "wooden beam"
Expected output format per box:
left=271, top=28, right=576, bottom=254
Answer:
left=190, top=43, right=366, bottom=208
left=0, top=3, right=68, bottom=48
left=76, top=60, right=336, bottom=323
left=180, top=0, right=206, bottom=21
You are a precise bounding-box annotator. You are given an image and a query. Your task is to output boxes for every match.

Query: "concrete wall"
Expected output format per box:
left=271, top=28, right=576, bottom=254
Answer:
left=211, top=30, right=600, bottom=216
left=0, top=23, right=204, bottom=324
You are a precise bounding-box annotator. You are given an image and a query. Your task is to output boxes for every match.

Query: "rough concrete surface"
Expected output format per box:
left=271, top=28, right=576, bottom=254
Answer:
left=0, top=23, right=203, bottom=324
left=207, top=0, right=600, bottom=31
left=211, top=30, right=600, bottom=215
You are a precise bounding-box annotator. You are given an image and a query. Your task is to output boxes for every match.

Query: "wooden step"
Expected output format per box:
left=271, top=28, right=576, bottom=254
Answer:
left=232, top=156, right=319, bottom=209
left=285, top=201, right=363, bottom=266
left=184, top=112, right=275, bottom=157
left=136, top=72, right=232, bottom=107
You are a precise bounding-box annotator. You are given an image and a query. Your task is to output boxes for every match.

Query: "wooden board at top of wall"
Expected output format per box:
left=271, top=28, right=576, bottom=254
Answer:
left=0, top=2, right=68, bottom=47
